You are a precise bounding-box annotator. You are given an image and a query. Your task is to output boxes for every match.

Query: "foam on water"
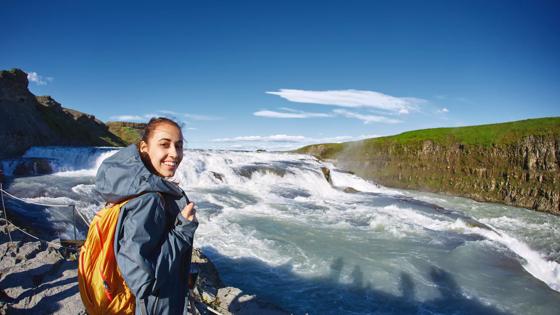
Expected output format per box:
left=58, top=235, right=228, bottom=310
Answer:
left=168, top=149, right=560, bottom=293
left=22, top=196, right=78, bottom=206
left=330, top=168, right=402, bottom=196
left=195, top=206, right=291, bottom=267
left=21, top=146, right=118, bottom=173
left=471, top=221, right=560, bottom=292
left=8, top=146, right=560, bottom=303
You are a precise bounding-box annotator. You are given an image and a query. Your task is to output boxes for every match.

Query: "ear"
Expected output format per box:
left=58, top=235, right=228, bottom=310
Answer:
left=139, top=140, right=148, bottom=153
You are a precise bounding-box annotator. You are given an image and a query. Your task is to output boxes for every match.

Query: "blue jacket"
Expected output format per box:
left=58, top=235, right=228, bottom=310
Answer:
left=95, top=145, right=198, bottom=314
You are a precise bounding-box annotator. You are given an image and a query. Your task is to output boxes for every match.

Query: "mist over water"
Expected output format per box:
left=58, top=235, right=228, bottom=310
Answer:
left=4, top=146, right=560, bottom=314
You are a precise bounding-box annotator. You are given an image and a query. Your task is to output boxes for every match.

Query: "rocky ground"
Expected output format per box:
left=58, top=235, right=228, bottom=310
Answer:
left=0, top=219, right=288, bottom=315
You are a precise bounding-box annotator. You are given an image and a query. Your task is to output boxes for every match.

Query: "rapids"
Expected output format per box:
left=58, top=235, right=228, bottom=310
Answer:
left=2, top=146, right=560, bottom=314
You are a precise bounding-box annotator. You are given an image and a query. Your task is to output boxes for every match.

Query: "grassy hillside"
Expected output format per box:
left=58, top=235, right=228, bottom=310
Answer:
left=297, top=117, right=560, bottom=159
left=296, top=117, right=560, bottom=214
left=107, top=121, right=145, bottom=145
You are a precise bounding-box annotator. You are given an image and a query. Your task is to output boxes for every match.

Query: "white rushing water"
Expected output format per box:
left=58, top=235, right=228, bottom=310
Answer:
left=3, top=146, right=560, bottom=314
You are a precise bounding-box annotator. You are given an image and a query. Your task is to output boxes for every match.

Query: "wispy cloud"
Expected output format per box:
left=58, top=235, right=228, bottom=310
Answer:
left=212, top=134, right=372, bottom=144
left=315, top=135, right=355, bottom=143
left=109, top=110, right=219, bottom=128
left=213, top=134, right=307, bottom=143
left=333, top=109, right=401, bottom=124
left=109, top=115, right=145, bottom=121
left=27, top=72, right=53, bottom=85
left=184, top=113, right=222, bottom=121
left=254, top=107, right=400, bottom=124
left=437, top=107, right=449, bottom=113
left=266, top=89, right=426, bottom=114
left=110, top=114, right=165, bottom=122
left=157, top=110, right=221, bottom=121
left=254, top=109, right=332, bottom=119
left=357, top=134, right=382, bottom=140
left=210, top=133, right=382, bottom=151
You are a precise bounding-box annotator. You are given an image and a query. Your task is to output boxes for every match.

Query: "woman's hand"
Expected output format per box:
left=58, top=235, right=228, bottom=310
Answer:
left=181, top=202, right=197, bottom=222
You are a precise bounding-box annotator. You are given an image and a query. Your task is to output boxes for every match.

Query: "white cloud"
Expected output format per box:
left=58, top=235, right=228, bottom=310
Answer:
left=184, top=113, right=222, bottom=121
left=27, top=72, right=53, bottom=85
left=266, top=89, right=425, bottom=114
left=157, top=110, right=221, bottom=121
left=142, top=110, right=221, bottom=121
left=278, top=107, right=300, bottom=112
left=143, top=113, right=161, bottom=119
left=110, top=115, right=145, bottom=121
left=333, top=109, right=401, bottom=124
left=253, top=107, right=399, bottom=123
left=213, top=134, right=307, bottom=143
left=357, top=134, right=382, bottom=140
left=210, top=133, right=382, bottom=151
left=437, top=107, right=449, bottom=113
left=159, top=110, right=180, bottom=115
left=212, top=134, right=364, bottom=145
left=110, top=110, right=220, bottom=125
left=254, top=109, right=332, bottom=119
left=315, top=135, right=354, bottom=143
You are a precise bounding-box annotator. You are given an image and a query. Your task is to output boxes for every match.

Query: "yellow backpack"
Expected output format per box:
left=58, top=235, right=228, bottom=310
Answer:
left=78, top=198, right=135, bottom=314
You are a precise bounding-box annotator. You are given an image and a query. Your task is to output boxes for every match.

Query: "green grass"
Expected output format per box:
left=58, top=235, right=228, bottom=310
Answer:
left=372, top=117, right=560, bottom=146
left=117, top=126, right=142, bottom=144
left=107, top=124, right=143, bottom=145
left=297, top=117, right=560, bottom=159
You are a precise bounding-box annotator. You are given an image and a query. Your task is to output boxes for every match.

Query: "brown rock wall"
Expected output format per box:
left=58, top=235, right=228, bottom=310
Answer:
left=334, top=135, right=560, bottom=215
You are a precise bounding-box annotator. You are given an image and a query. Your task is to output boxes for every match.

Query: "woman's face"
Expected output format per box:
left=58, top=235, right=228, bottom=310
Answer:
left=139, top=122, right=184, bottom=178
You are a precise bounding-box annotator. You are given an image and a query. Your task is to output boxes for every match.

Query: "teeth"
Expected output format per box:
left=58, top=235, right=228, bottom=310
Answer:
left=163, top=162, right=176, bottom=166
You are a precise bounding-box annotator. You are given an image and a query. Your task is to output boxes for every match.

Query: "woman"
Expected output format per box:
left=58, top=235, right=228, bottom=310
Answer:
left=95, top=117, right=198, bottom=314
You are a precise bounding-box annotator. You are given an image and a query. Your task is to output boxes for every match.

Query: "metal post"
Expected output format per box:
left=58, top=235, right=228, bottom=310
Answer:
left=0, top=183, right=13, bottom=244
left=72, top=204, right=77, bottom=241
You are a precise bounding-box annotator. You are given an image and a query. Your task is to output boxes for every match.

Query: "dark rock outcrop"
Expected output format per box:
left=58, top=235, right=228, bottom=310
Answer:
left=320, top=167, right=332, bottom=185
left=10, top=158, right=53, bottom=176
left=210, top=171, right=225, bottom=182
left=0, top=69, right=125, bottom=159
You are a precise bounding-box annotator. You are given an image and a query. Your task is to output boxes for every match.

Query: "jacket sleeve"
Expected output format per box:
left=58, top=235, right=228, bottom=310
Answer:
left=115, top=192, right=198, bottom=299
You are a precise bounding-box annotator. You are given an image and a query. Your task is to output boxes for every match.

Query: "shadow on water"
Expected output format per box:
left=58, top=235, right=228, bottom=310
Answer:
left=202, top=246, right=512, bottom=315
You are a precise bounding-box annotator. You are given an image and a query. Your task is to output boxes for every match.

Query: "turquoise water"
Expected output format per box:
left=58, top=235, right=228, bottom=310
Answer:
left=4, top=147, right=560, bottom=314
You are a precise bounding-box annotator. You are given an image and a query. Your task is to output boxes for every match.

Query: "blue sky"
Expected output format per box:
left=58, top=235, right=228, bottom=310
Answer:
left=2, top=0, right=559, bottom=150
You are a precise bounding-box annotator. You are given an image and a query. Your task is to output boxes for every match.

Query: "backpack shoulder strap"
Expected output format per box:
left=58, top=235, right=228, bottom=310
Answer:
left=106, top=191, right=166, bottom=209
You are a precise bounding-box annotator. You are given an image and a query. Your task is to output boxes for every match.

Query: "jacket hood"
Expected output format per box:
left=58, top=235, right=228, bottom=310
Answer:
left=95, top=144, right=183, bottom=203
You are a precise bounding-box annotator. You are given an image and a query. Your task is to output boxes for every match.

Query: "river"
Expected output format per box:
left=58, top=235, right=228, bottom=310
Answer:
left=2, top=146, right=560, bottom=314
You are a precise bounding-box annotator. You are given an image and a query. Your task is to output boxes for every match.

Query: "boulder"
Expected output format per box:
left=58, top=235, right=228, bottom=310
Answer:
left=320, top=167, right=332, bottom=185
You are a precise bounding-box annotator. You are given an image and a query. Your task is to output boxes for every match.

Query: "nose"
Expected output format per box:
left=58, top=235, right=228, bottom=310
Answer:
left=169, top=144, right=178, bottom=158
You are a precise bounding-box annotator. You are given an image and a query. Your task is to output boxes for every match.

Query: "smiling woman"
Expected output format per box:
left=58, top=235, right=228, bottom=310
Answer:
left=80, top=117, right=199, bottom=314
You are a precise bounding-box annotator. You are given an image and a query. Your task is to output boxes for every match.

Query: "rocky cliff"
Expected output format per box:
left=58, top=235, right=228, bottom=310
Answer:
left=0, top=69, right=126, bottom=159
left=297, top=118, right=560, bottom=215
